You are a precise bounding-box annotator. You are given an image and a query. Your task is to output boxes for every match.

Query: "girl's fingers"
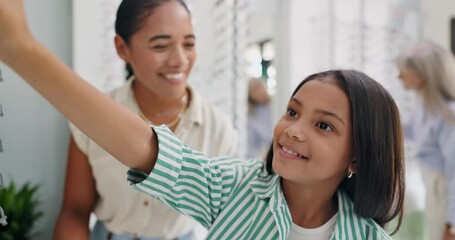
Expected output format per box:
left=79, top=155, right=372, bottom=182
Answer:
left=0, top=0, right=32, bottom=60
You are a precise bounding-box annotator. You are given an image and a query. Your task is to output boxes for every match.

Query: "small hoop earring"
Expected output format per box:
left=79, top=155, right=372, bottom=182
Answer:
left=347, top=171, right=353, bottom=179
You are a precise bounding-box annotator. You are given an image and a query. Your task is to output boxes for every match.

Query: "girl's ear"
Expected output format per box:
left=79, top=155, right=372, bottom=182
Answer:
left=114, top=35, right=130, bottom=62
left=348, top=159, right=357, bottom=174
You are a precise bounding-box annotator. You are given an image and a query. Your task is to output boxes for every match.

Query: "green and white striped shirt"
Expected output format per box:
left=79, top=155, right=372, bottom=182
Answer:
left=128, top=126, right=392, bottom=240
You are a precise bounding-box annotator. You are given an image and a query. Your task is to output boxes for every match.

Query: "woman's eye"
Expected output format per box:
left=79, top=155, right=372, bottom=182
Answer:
left=152, top=45, right=167, bottom=50
left=287, top=108, right=297, bottom=117
left=317, top=122, right=333, bottom=131
left=184, top=43, right=195, bottom=49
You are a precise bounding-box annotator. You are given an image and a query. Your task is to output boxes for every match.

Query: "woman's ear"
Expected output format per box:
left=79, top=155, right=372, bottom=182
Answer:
left=114, top=35, right=130, bottom=62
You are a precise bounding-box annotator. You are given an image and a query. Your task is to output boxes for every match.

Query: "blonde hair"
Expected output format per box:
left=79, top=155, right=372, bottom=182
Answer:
left=395, top=41, right=455, bottom=123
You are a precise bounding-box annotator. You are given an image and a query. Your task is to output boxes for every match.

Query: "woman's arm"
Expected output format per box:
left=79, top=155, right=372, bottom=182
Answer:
left=54, top=138, right=96, bottom=240
left=0, top=0, right=156, bottom=173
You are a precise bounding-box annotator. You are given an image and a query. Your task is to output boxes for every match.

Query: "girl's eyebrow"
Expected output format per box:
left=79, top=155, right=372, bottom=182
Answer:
left=290, top=98, right=345, bottom=125
left=314, top=109, right=345, bottom=126
left=148, top=34, right=196, bottom=42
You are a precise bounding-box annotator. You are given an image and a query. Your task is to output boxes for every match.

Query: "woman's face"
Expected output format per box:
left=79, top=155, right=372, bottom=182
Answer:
left=116, top=1, right=196, bottom=98
left=272, top=80, right=354, bottom=188
left=249, top=80, right=269, bottom=104
left=398, top=67, right=425, bottom=90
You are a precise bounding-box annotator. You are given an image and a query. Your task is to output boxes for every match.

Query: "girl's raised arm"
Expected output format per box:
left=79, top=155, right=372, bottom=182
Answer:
left=0, top=0, right=157, bottom=173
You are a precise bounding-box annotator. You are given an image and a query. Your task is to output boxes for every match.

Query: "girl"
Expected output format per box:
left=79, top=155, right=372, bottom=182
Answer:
left=0, top=1, right=403, bottom=239
left=396, top=41, right=455, bottom=240
left=127, top=70, right=404, bottom=239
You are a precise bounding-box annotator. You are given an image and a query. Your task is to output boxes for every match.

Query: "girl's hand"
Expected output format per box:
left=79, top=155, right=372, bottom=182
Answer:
left=0, top=0, right=33, bottom=60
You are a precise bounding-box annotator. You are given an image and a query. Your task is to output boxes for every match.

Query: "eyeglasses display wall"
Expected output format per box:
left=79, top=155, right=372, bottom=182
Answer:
left=0, top=173, right=7, bottom=227
left=299, top=0, right=420, bottom=120
left=72, top=0, right=124, bottom=93
left=0, top=67, right=6, bottom=226
left=0, top=67, right=3, bottom=154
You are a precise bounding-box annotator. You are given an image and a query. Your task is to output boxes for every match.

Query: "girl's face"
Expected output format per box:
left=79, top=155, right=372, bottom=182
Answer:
left=272, top=80, right=354, bottom=187
left=398, top=67, right=425, bottom=90
left=116, top=1, right=196, bottom=98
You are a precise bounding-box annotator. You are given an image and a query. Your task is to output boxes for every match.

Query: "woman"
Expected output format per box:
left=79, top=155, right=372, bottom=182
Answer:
left=396, top=41, right=455, bottom=240
left=53, top=0, right=238, bottom=239
left=247, top=78, right=273, bottom=158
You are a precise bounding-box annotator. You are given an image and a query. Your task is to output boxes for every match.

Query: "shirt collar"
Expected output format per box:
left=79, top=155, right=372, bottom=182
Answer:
left=330, top=190, right=378, bottom=240
left=182, top=85, right=204, bottom=126
left=248, top=167, right=280, bottom=200
left=117, top=77, right=204, bottom=127
left=248, top=174, right=379, bottom=240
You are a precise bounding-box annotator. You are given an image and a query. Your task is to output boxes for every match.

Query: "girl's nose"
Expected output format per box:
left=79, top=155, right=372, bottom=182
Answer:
left=284, top=124, right=306, bottom=142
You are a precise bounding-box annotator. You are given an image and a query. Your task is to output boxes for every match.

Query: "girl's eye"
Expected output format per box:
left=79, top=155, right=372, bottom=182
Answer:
left=287, top=108, right=297, bottom=117
left=317, top=122, right=333, bottom=131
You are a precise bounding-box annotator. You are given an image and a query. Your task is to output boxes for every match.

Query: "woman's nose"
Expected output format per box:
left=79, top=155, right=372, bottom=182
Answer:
left=167, top=46, right=188, bottom=68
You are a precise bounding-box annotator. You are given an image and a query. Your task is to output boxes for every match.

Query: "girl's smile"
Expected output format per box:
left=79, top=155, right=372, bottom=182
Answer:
left=277, top=142, right=309, bottom=160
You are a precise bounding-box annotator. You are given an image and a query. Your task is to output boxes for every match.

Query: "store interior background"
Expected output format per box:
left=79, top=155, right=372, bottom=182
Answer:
left=0, top=0, right=454, bottom=239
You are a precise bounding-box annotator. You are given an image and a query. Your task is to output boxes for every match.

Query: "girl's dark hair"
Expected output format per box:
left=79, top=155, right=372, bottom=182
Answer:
left=265, top=69, right=404, bottom=234
left=115, top=0, right=190, bottom=79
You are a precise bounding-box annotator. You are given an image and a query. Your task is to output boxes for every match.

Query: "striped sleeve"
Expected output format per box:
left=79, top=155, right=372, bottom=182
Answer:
left=127, top=125, right=243, bottom=228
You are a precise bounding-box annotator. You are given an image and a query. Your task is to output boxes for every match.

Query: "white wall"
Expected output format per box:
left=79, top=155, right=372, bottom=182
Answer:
left=421, top=0, right=455, bottom=50
left=0, top=0, right=72, bottom=239
left=248, top=0, right=277, bottom=44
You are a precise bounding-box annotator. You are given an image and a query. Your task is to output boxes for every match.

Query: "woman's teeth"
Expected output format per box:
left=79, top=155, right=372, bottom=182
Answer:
left=164, top=73, right=184, bottom=80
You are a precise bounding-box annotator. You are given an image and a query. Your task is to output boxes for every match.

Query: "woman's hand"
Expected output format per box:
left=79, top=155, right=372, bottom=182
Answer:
left=445, top=225, right=455, bottom=240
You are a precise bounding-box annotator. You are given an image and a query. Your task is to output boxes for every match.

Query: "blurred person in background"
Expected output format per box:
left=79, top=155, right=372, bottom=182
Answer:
left=247, top=78, right=273, bottom=159
left=396, top=40, right=455, bottom=240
